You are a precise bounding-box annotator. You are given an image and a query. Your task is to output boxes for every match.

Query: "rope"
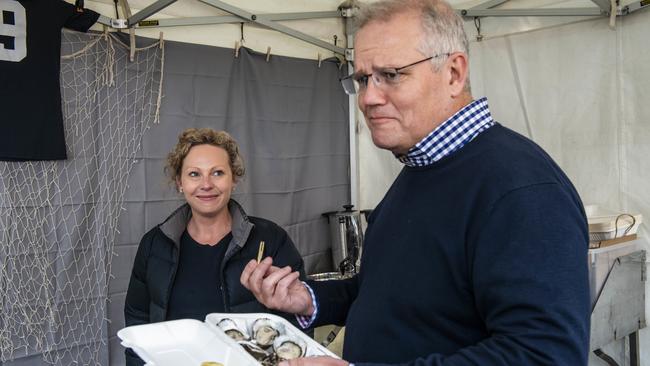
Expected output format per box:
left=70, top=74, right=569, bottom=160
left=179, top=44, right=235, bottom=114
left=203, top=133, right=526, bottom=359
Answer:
left=154, top=36, right=165, bottom=124
left=609, top=0, right=617, bottom=29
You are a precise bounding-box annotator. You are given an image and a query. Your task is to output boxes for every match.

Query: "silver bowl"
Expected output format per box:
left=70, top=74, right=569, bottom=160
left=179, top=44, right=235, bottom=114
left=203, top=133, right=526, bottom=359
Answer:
left=307, top=272, right=353, bottom=281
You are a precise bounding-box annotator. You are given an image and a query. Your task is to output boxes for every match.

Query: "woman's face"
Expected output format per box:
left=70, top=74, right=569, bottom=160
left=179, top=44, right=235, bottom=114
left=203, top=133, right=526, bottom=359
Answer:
left=177, top=144, right=235, bottom=219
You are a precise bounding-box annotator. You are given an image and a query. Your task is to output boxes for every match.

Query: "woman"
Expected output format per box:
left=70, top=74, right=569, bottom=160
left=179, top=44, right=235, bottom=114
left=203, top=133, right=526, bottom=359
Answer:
left=124, top=128, right=306, bottom=365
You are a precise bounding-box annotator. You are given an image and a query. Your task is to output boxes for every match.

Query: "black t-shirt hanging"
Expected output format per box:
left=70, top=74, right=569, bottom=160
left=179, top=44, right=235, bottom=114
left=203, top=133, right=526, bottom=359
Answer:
left=0, top=0, right=99, bottom=161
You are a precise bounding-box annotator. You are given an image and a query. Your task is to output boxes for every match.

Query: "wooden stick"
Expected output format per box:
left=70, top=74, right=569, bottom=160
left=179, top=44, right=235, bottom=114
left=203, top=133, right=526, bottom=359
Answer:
left=590, top=234, right=637, bottom=249
left=257, top=241, right=265, bottom=263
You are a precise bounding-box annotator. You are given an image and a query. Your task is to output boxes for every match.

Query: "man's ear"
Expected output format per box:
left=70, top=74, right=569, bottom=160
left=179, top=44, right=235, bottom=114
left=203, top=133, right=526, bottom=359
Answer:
left=447, top=52, right=469, bottom=97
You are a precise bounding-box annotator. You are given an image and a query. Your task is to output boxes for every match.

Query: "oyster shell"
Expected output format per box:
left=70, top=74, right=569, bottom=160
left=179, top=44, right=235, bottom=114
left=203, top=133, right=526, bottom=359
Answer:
left=251, top=318, right=283, bottom=347
left=217, top=318, right=249, bottom=341
left=273, top=335, right=306, bottom=360
left=225, top=329, right=247, bottom=341
left=238, top=340, right=270, bottom=361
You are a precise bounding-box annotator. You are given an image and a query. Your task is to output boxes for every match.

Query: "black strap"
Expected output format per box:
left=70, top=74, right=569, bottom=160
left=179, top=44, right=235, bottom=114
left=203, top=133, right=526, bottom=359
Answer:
left=593, top=349, right=620, bottom=366
left=114, top=0, right=119, bottom=19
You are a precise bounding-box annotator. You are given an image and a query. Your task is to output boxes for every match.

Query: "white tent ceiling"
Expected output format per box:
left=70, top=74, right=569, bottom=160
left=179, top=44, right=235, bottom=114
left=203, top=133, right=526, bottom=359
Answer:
left=84, top=0, right=348, bottom=59
left=80, top=0, right=645, bottom=59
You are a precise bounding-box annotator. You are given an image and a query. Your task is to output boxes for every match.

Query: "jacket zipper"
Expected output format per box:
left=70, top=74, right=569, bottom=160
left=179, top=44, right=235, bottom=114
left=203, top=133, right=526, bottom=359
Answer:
left=220, top=237, right=245, bottom=312
left=164, top=236, right=181, bottom=320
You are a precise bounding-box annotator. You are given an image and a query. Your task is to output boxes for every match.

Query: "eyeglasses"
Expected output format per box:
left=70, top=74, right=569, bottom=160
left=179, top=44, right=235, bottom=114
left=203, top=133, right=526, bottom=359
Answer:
left=340, top=53, right=450, bottom=95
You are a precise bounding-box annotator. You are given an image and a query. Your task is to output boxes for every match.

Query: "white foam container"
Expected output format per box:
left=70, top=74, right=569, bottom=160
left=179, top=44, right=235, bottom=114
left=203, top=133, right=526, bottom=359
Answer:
left=118, top=313, right=337, bottom=366
left=118, top=319, right=256, bottom=366
left=585, top=205, right=642, bottom=242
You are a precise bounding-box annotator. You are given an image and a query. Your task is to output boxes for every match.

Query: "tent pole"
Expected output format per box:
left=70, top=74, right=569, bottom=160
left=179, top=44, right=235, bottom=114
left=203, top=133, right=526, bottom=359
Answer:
left=127, top=0, right=177, bottom=27
left=341, top=2, right=358, bottom=208
left=348, top=62, right=358, bottom=209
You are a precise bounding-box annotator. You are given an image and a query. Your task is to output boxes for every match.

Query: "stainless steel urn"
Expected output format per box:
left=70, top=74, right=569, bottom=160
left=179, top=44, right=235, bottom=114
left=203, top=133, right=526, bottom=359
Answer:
left=323, top=205, right=365, bottom=275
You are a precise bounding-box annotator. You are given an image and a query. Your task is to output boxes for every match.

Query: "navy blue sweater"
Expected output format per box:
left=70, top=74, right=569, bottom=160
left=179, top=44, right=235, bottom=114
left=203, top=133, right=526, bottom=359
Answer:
left=311, top=124, right=590, bottom=365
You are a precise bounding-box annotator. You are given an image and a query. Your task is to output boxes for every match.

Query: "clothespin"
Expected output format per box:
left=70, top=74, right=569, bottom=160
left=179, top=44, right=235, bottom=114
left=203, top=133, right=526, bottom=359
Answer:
left=266, top=46, right=271, bottom=62
left=129, top=30, right=135, bottom=62
left=234, top=41, right=241, bottom=58
left=75, top=0, right=85, bottom=13
left=336, top=56, right=347, bottom=70
left=474, top=18, right=483, bottom=42
left=159, top=31, right=164, bottom=49
left=317, top=53, right=322, bottom=68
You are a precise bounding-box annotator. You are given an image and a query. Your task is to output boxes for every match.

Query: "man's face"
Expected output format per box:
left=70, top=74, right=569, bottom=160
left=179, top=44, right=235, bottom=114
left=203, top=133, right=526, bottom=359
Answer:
left=355, top=11, right=454, bottom=155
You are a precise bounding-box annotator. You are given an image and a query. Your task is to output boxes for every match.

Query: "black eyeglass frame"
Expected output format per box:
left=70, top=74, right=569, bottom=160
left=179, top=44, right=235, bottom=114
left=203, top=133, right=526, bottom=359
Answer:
left=340, top=53, right=450, bottom=95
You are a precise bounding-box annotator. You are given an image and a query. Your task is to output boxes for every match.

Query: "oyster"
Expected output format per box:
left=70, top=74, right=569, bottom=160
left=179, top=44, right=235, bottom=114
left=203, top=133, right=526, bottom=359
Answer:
left=258, top=352, right=279, bottom=366
left=273, top=335, right=306, bottom=360
left=217, top=318, right=249, bottom=341
left=225, top=329, right=247, bottom=341
left=251, top=318, right=283, bottom=347
left=238, top=340, right=270, bottom=361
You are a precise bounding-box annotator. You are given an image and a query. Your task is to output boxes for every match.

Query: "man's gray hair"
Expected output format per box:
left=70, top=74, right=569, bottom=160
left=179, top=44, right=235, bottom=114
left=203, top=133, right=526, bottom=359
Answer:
left=353, top=0, right=469, bottom=72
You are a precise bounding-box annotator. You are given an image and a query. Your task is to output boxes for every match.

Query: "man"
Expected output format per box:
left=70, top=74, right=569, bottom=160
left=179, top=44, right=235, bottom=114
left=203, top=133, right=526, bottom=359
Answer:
left=241, top=0, right=590, bottom=365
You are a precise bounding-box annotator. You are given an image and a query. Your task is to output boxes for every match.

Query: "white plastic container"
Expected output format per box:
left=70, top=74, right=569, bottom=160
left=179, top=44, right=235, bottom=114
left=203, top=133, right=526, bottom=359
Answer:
left=118, top=313, right=338, bottom=366
left=584, top=205, right=642, bottom=242
left=117, top=319, right=255, bottom=366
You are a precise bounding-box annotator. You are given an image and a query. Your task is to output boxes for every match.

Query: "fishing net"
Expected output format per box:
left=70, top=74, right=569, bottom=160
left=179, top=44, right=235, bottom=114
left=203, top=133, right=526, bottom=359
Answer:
left=0, top=30, right=164, bottom=365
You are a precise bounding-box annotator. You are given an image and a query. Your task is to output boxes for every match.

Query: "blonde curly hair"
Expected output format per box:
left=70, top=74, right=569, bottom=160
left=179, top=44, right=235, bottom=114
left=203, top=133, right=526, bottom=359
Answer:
left=165, top=128, right=245, bottom=184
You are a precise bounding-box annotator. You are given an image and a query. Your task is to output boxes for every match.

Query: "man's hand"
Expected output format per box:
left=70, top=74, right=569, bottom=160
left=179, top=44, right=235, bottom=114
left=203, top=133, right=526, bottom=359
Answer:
left=278, top=356, right=349, bottom=366
left=240, top=257, right=314, bottom=316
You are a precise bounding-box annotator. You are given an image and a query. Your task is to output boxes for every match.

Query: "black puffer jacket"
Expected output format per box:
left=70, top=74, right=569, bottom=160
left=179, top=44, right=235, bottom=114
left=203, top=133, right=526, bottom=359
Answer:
left=124, top=200, right=306, bottom=365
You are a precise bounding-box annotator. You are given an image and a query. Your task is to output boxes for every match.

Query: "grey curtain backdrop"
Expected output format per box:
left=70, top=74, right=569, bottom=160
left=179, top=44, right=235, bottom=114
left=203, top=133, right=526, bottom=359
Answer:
left=108, top=38, right=350, bottom=364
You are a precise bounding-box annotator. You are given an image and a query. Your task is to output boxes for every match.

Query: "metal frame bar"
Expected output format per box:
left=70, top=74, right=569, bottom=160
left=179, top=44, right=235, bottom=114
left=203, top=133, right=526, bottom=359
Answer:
left=259, top=11, right=340, bottom=21
left=461, top=0, right=609, bottom=17
left=590, top=0, right=613, bottom=13
left=97, top=15, right=112, bottom=26
left=620, top=1, right=650, bottom=15
left=342, top=6, right=358, bottom=208
left=119, top=0, right=133, bottom=19
left=470, top=0, right=509, bottom=10
left=133, top=11, right=340, bottom=28
left=128, top=0, right=178, bottom=26
left=197, top=0, right=345, bottom=55
left=347, top=62, right=358, bottom=209
left=630, top=331, right=640, bottom=366
left=460, top=7, right=605, bottom=17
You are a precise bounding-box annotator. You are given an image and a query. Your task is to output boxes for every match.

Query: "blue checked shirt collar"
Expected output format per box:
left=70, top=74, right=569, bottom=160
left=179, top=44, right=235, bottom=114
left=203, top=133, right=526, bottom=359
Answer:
left=398, top=97, right=495, bottom=167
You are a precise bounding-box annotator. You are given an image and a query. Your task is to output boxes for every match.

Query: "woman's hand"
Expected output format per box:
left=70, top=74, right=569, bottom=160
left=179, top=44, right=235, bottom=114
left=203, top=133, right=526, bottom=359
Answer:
left=240, top=257, right=314, bottom=316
